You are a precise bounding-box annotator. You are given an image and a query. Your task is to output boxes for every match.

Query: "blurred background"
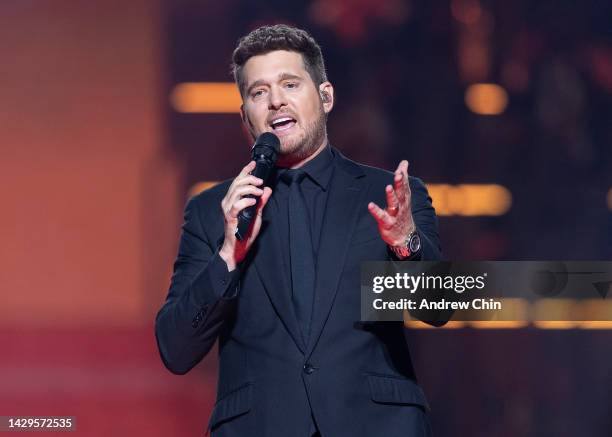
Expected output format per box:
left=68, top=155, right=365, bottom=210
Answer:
left=1, top=0, right=610, bottom=436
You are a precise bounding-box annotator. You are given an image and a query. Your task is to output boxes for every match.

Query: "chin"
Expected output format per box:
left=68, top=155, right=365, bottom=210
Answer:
left=279, top=136, right=305, bottom=155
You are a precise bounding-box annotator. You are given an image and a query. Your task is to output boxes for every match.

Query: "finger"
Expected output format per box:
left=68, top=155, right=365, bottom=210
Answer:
left=394, top=161, right=410, bottom=203
left=233, top=161, right=257, bottom=186
left=228, top=185, right=264, bottom=206
left=402, top=160, right=409, bottom=180
left=393, top=160, right=403, bottom=174
left=393, top=172, right=405, bottom=205
left=228, top=181, right=264, bottom=208
left=224, top=178, right=262, bottom=211
left=368, top=202, right=393, bottom=228
left=256, top=187, right=273, bottom=216
left=234, top=174, right=264, bottom=188
left=225, top=170, right=262, bottom=204
left=402, top=160, right=410, bottom=193
left=226, top=175, right=263, bottom=203
left=229, top=197, right=257, bottom=218
left=241, top=160, right=257, bottom=176
left=385, top=185, right=399, bottom=216
left=229, top=161, right=258, bottom=191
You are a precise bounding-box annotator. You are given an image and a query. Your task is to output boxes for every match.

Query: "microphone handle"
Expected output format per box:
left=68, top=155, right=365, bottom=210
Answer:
left=235, top=210, right=254, bottom=241
left=234, top=160, right=272, bottom=241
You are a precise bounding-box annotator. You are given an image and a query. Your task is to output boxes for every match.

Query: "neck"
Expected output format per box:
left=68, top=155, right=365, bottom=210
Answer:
left=280, top=137, right=328, bottom=169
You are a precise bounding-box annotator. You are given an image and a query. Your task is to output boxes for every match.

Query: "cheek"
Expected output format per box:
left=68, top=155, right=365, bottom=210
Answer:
left=244, top=106, right=266, bottom=129
left=294, top=95, right=321, bottom=123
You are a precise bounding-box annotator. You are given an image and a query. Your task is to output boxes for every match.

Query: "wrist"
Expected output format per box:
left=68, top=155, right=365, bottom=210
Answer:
left=389, top=223, right=416, bottom=247
left=219, top=245, right=237, bottom=272
left=389, top=226, right=421, bottom=260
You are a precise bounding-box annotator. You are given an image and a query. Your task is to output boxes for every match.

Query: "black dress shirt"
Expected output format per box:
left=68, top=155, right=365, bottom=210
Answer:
left=270, top=145, right=335, bottom=259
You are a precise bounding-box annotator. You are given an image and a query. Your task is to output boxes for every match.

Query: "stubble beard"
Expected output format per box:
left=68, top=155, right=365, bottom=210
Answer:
left=276, top=107, right=327, bottom=168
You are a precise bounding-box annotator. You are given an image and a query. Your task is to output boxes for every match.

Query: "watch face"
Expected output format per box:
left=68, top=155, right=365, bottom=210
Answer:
left=409, top=233, right=421, bottom=253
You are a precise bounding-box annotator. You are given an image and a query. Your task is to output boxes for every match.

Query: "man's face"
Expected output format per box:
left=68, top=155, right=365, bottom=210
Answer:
left=240, top=50, right=333, bottom=166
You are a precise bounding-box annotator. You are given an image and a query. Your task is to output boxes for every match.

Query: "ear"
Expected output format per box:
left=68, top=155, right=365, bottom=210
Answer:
left=240, top=104, right=257, bottom=140
left=319, top=82, right=334, bottom=114
left=240, top=104, right=247, bottom=125
left=240, top=104, right=254, bottom=131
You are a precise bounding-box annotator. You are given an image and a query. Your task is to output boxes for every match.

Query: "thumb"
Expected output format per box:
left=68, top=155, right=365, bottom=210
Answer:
left=257, top=187, right=273, bottom=216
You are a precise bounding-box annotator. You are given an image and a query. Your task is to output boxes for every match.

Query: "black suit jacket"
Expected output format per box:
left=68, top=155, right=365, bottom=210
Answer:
left=155, top=149, right=441, bottom=436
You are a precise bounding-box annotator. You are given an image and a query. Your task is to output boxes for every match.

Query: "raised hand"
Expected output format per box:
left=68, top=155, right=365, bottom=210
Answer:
left=219, top=161, right=272, bottom=270
left=367, top=160, right=415, bottom=247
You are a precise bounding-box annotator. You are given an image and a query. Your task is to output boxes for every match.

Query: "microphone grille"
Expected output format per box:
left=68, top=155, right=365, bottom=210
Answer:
left=255, top=132, right=280, bottom=153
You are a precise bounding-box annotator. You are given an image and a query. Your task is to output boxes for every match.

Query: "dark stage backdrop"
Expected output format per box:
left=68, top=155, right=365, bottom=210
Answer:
left=1, top=1, right=610, bottom=436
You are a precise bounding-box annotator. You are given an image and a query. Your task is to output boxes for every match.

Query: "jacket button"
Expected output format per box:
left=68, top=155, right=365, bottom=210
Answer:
left=192, top=312, right=203, bottom=328
left=303, top=363, right=316, bottom=375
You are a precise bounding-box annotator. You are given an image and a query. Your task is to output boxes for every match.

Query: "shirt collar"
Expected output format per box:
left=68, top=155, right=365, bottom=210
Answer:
left=276, top=144, right=334, bottom=191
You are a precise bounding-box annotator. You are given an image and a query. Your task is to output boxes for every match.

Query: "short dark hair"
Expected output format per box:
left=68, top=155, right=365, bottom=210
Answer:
left=231, top=24, right=328, bottom=97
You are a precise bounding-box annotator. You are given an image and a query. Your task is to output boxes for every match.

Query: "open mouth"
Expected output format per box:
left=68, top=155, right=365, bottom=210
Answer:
left=269, top=116, right=297, bottom=132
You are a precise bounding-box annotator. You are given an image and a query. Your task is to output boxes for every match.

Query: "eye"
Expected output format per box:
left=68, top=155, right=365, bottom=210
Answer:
left=251, top=89, right=265, bottom=99
left=285, top=82, right=298, bottom=89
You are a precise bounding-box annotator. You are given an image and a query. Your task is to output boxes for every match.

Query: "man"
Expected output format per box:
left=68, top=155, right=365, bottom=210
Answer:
left=155, top=24, right=441, bottom=436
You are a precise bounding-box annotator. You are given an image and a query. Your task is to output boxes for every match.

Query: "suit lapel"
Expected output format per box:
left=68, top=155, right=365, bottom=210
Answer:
left=253, top=201, right=306, bottom=353
left=305, top=151, right=366, bottom=357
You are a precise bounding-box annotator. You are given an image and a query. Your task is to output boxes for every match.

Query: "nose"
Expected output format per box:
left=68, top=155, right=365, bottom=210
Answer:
left=268, top=86, right=287, bottom=110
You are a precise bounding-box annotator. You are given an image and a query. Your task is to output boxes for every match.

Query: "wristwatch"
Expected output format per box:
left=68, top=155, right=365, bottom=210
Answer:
left=390, top=228, right=421, bottom=260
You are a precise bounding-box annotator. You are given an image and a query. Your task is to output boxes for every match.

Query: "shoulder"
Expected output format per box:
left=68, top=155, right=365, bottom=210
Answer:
left=184, top=178, right=233, bottom=219
left=333, top=147, right=427, bottom=191
left=191, top=178, right=232, bottom=203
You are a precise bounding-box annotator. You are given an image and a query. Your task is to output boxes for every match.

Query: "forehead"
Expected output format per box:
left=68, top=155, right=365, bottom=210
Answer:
left=242, top=50, right=310, bottom=84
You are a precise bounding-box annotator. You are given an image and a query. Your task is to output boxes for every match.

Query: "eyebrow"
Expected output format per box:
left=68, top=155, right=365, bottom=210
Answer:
left=246, top=72, right=303, bottom=95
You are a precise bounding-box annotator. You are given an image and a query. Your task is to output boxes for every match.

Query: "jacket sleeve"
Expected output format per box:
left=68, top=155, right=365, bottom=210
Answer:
left=408, top=177, right=441, bottom=261
left=155, top=195, right=240, bottom=375
left=388, top=176, right=441, bottom=262
left=389, top=177, right=450, bottom=326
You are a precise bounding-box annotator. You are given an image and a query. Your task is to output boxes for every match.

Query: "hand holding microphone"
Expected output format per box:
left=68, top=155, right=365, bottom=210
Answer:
left=219, top=133, right=280, bottom=270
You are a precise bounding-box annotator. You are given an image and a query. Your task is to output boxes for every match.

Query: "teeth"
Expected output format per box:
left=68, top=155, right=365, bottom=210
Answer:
left=271, top=117, right=293, bottom=126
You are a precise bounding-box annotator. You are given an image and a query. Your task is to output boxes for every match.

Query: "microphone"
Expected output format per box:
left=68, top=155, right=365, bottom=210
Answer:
left=235, top=132, right=280, bottom=241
